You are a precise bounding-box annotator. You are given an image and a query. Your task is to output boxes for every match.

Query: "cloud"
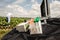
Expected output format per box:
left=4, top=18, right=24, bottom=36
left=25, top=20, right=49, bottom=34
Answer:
left=31, top=0, right=36, bottom=3
left=50, top=1, right=60, bottom=18
left=6, top=5, right=29, bottom=17
left=0, top=0, right=41, bottom=18
left=13, top=0, right=25, bottom=4
left=0, top=0, right=16, bottom=7
left=0, top=0, right=25, bottom=7
left=28, top=2, right=41, bottom=17
left=5, top=2, right=41, bottom=18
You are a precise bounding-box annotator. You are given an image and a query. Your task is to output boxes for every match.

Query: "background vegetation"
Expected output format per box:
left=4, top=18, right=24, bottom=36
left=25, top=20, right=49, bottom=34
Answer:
left=0, top=17, right=30, bottom=28
left=0, top=16, right=30, bottom=40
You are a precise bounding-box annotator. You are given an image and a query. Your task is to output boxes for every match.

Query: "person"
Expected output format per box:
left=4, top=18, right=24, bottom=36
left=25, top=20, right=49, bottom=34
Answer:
left=6, top=13, right=12, bottom=23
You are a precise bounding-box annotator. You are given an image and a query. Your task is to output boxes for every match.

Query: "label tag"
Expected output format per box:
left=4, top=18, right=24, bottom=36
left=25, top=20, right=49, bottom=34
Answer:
left=30, top=21, right=43, bottom=34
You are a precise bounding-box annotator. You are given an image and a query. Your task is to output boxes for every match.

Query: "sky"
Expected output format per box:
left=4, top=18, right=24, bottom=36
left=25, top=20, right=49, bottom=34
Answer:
left=0, top=0, right=60, bottom=18
left=50, top=0, right=60, bottom=18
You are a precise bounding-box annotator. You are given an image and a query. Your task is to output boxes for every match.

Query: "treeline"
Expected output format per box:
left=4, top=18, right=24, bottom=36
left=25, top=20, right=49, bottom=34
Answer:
left=0, top=17, right=30, bottom=28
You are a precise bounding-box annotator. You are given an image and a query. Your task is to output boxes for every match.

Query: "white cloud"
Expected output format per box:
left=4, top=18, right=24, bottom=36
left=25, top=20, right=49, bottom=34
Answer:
left=50, top=0, right=60, bottom=18
left=13, top=0, right=25, bottom=4
left=0, top=0, right=41, bottom=18
left=29, top=2, right=41, bottom=17
left=5, top=1, right=41, bottom=18
left=31, top=0, right=36, bottom=3
left=6, top=5, right=28, bottom=16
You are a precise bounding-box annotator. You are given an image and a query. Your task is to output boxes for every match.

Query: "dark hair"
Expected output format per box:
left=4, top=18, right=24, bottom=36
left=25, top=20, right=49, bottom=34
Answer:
left=24, top=20, right=26, bottom=22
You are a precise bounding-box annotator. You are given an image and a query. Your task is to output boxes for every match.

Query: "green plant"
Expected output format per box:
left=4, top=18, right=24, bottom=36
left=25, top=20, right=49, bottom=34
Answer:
left=0, top=17, right=30, bottom=28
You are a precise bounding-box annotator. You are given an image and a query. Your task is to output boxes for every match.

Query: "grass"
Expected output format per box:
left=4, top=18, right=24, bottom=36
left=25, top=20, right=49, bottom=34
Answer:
left=0, top=29, right=12, bottom=40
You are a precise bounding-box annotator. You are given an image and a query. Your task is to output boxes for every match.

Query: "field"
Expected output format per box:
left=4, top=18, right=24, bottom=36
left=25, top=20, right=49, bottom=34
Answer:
left=0, top=29, right=12, bottom=40
left=0, top=17, right=30, bottom=40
